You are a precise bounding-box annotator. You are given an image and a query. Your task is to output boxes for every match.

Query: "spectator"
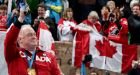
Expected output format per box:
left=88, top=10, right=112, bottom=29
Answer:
left=128, top=2, right=140, bottom=63
left=96, top=0, right=108, bottom=17
left=4, top=7, right=61, bottom=75
left=120, top=0, right=132, bottom=18
left=128, top=58, right=140, bottom=75
left=80, top=11, right=101, bottom=33
left=130, top=0, right=139, bottom=9
left=101, top=7, right=128, bottom=44
left=7, top=8, right=32, bottom=27
left=0, top=4, right=7, bottom=31
left=57, top=8, right=77, bottom=41
left=0, top=0, right=7, bottom=5
left=43, top=0, right=63, bottom=24
left=35, top=3, right=58, bottom=40
left=128, top=3, right=140, bottom=44
left=71, top=11, right=101, bottom=75
left=26, top=0, right=43, bottom=20
left=32, top=18, right=39, bottom=32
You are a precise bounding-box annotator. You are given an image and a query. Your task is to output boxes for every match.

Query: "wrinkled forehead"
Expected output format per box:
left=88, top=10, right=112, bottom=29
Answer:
left=19, top=25, right=36, bottom=36
left=24, top=28, right=35, bottom=34
left=133, top=5, right=140, bottom=10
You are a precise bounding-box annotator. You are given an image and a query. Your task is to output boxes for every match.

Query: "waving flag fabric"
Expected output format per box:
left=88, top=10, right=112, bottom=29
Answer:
left=89, top=32, right=137, bottom=73
left=37, top=21, right=56, bottom=52
left=0, top=31, right=8, bottom=75
left=72, top=23, right=137, bottom=73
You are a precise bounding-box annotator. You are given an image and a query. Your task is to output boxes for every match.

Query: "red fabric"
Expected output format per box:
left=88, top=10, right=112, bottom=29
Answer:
left=4, top=25, right=61, bottom=75
left=122, top=44, right=137, bottom=73
left=58, top=18, right=64, bottom=26
left=119, top=18, right=128, bottom=44
left=0, top=15, right=7, bottom=31
left=74, top=31, right=90, bottom=68
left=72, top=23, right=137, bottom=73
left=107, top=22, right=118, bottom=37
left=94, top=22, right=101, bottom=32
left=108, top=18, right=128, bottom=44
left=82, top=20, right=101, bottom=32
left=37, top=21, right=56, bottom=52
left=72, top=23, right=91, bottom=68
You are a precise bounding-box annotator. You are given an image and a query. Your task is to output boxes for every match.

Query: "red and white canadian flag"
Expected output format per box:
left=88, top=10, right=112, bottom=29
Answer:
left=37, top=21, right=56, bottom=52
left=72, top=23, right=137, bottom=73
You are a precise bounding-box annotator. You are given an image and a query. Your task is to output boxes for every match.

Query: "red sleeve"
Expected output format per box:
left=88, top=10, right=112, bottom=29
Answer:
left=119, top=18, right=128, bottom=34
left=94, top=21, right=102, bottom=32
left=4, top=25, right=20, bottom=63
left=57, top=18, right=64, bottom=26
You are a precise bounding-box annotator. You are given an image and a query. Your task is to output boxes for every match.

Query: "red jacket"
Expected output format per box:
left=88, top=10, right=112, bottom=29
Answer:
left=107, top=18, right=128, bottom=44
left=82, top=20, right=101, bottom=32
left=4, top=23, right=61, bottom=75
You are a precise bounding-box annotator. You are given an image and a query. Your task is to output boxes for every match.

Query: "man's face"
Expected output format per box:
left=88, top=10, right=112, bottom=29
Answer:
left=132, top=6, right=140, bottom=16
left=20, top=27, right=38, bottom=49
left=38, top=7, right=45, bottom=17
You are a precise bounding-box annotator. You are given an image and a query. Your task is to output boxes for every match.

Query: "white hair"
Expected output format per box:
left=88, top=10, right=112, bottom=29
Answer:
left=20, top=25, right=32, bottom=31
left=130, top=0, right=139, bottom=8
left=19, top=25, right=33, bottom=36
left=88, top=11, right=99, bottom=19
left=17, top=25, right=34, bottom=46
left=106, top=1, right=115, bottom=7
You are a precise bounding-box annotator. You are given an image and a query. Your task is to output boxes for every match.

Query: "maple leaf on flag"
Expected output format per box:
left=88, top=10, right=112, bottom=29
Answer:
left=95, top=38, right=117, bottom=58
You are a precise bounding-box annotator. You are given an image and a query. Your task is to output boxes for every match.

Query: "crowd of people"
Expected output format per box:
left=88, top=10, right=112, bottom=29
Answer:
left=0, top=0, right=140, bottom=75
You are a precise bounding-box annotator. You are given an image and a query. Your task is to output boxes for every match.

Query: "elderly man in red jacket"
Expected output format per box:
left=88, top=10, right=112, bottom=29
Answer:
left=4, top=5, right=61, bottom=75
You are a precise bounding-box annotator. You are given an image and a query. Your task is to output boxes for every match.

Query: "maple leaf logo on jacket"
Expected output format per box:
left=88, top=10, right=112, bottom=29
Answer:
left=95, top=38, right=117, bottom=58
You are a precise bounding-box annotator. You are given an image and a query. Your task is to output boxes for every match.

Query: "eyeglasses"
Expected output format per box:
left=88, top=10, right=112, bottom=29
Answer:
left=25, top=33, right=36, bottom=37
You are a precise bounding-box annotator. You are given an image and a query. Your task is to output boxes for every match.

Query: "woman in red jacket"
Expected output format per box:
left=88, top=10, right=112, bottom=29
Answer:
left=101, top=6, right=128, bottom=44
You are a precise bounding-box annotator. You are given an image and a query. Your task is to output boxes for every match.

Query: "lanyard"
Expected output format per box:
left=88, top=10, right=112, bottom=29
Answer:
left=81, top=62, right=86, bottom=75
left=25, top=50, right=36, bottom=69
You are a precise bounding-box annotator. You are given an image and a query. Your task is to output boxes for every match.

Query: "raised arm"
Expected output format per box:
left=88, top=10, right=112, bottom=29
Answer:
left=4, top=8, right=25, bottom=62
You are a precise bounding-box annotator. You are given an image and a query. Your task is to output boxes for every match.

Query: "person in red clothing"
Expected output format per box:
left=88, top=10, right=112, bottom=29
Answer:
left=4, top=6, right=61, bottom=75
left=101, top=7, right=129, bottom=44
left=81, top=11, right=101, bottom=33
left=0, top=4, right=7, bottom=31
left=58, top=8, right=77, bottom=41
left=71, top=11, right=101, bottom=75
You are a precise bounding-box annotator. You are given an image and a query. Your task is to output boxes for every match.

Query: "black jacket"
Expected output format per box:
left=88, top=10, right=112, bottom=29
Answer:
left=128, top=15, right=140, bottom=44
left=128, top=68, right=140, bottom=75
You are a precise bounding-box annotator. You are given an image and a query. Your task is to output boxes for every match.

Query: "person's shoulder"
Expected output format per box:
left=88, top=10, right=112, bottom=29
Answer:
left=82, top=19, right=88, bottom=23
